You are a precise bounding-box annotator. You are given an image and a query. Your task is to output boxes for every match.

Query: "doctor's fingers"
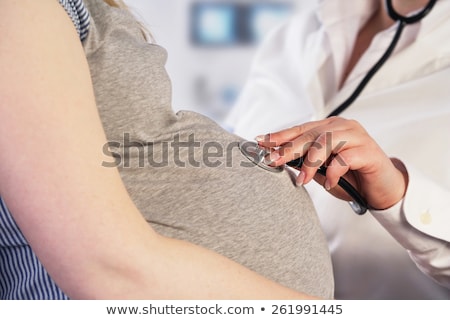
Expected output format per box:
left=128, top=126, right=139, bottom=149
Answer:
left=318, top=134, right=392, bottom=194
left=256, top=117, right=346, bottom=148
left=264, top=120, right=363, bottom=168
left=294, top=129, right=368, bottom=185
left=312, top=170, right=354, bottom=202
left=264, top=129, right=326, bottom=169
left=323, top=149, right=360, bottom=192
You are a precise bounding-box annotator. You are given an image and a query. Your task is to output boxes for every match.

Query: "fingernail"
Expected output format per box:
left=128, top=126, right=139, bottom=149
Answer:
left=264, top=151, right=280, bottom=165
left=296, top=171, right=306, bottom=187
left=255, top=135, right=267, bottom=143
left=324, top=180, right=331, bottom=191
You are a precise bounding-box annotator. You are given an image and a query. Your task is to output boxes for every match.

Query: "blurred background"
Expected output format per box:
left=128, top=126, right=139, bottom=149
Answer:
left=124, top=0, right=300, bottom=128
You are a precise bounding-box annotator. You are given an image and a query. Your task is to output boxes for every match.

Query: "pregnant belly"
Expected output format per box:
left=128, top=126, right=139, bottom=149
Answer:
left=115, top=112, right=335, bottom=298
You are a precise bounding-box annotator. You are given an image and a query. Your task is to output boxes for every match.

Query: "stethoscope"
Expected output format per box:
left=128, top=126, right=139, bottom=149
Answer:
left=239, top=0, right=438, bottom=215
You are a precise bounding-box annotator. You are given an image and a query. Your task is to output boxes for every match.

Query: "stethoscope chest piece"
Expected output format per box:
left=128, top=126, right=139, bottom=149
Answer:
left=239, top=141, right=284, bottom=173
left=240, top=141, right=368, bottom=214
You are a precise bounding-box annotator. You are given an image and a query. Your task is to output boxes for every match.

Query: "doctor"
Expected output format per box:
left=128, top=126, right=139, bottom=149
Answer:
left=226, top=0, right=450, bottom=298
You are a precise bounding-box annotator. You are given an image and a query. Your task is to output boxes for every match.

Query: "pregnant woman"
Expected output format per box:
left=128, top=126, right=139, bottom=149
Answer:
left=0, top=0, right=334, bottom=299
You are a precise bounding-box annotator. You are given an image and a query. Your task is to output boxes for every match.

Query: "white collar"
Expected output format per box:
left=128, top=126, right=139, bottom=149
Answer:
left=312, top=0, right=450, bottom=111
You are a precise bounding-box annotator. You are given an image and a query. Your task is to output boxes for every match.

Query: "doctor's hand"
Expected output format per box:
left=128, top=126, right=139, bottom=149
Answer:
left=256, top=117, right=409, bottom=210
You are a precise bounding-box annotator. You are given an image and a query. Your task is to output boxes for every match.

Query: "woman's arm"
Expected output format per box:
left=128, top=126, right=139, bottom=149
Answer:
left=0, top=0, right=316, bottom=300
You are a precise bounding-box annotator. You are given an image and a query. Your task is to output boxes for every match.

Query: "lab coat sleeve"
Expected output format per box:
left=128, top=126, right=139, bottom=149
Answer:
left=370, top=165, right=450, bottom=288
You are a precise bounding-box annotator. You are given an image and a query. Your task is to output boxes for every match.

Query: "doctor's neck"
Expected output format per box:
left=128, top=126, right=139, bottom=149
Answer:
left=379, top=0, right=432, bottom=28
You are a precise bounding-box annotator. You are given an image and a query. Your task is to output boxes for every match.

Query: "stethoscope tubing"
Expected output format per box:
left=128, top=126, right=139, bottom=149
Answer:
left=386, top=0, right=438, bottom=24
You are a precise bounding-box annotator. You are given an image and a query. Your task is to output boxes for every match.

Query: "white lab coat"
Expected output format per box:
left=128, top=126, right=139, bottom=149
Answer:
left=226, top=0, right=450, bottom=298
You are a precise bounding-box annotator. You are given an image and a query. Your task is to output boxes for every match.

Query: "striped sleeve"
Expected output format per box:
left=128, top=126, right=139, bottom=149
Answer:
left=0, top=198, right=69, bottom=299
left=58, top=0, right=90, bottom=41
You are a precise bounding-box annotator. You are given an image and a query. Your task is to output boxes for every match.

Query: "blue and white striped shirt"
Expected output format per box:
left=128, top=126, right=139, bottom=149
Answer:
left=0, top=0, right=90, bottom=300
left=59, top=0, right=90, bottom=41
